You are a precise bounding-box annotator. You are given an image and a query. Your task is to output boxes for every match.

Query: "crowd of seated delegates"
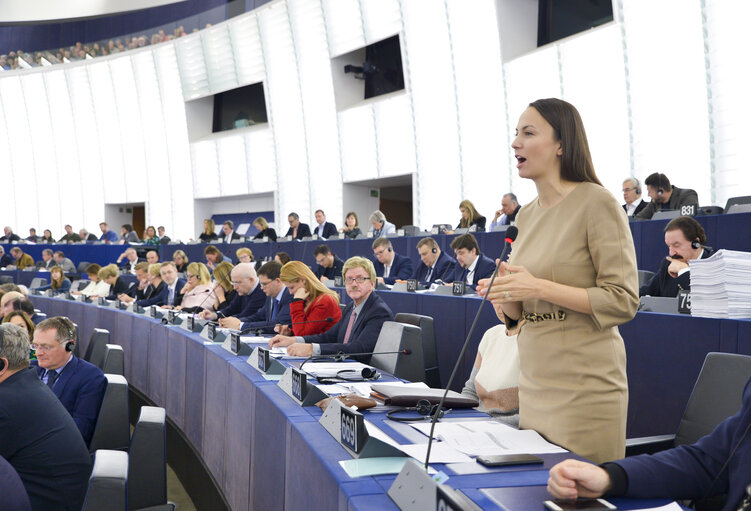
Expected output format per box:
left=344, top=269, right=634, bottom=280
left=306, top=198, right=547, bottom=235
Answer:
left=313, top=244, right=344, bottom=282
left=371, top=237, right=413, bottom=286
left=199, top=262, right=266, bottom=323
left=444, top=200, right=486, bottom=234
left=440, top=233, right=496, bottom=290
left=410, top=236, right=455, bottom=286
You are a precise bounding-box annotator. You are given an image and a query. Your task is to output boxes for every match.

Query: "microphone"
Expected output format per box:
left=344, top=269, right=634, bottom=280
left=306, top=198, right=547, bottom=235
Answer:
left=238, top=317, right=336, bottom=336
left=423, top=226, right=518, bottom=470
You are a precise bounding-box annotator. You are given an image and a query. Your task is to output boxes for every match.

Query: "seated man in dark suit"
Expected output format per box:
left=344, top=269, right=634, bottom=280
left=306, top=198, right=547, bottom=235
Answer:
left=0, top=323, right=92, bottom=511
left=313, top=244, right=344, bottom=282
left=204, top=244, right=231, bottom=270
left=622, top=177, right=647, bottom=217
left=25, top=228, right=40, bottom=243
left=640, top=216, right=714, bottom=297
left=312, top=209, right=338, bottom=239
left=0, top=455, right=31, bottom=511
left=372, top=237, right=414, bottom=286
left=635, top=172, right=699, bottom=220
left=117, top=247, right=145, bottom=274
left=79, top=228, right=98, bottom=242
left=0, top=246, right=12, bottom=267
left=159, top=261, right=187, bottom=308
left=411, top=237, right=455, bottom=286
left=219, top=261, right=293, bottom=334
left=157, top=226, right=171, bottom=244
left=284, top=212, right=312, bottom=240
left=270, top=257, right=393, bottom=363
left=31, top=317, right=106, bottom=445
left=441, top=233, right=496, bottom=289
left=200, top=263, right=267, bottom=322
left=40, top=249, right=55, bottom=270
left=0, top=226, right=21, bottom=242
left=220, top=220, right=241, bottom=244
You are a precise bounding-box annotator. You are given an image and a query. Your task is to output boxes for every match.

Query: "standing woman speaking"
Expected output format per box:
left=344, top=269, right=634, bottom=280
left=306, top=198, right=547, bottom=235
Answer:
left=477, top=98, right=638, bottom=463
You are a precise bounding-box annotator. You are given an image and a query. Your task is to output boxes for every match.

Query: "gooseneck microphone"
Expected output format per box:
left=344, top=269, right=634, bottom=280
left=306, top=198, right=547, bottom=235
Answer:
left=423, top=226, right=518, bottom=470
left=238, top=316, right=336, bottom=335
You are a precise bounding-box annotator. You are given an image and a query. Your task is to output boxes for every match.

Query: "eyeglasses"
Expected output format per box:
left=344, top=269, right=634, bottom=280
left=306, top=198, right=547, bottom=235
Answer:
left=30, top=344, right=59, bottom=353
left=258, top=280, right=272, bottom=288
left=345, top=276, right=369, bottom=285
left=187, top=274, right=197, bottom=280
left=622, top=187, right=637, bottom=193
left=373, top=249, right=388, bottom=257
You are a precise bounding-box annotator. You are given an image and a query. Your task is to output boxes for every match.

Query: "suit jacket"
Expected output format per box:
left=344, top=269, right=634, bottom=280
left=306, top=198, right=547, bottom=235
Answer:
left=38, top=278, right=72, bottom=294
left=373, top=253, right=414, bottom=285
left=221, top=231, right=242, bottom=244
left=284, top=223, right=312, bottom=240
left=199, top=232, right=218, bottom=242
left=441, top=254, right=496, bottom=288
left=59, top=233, right=82, bottom=242
left=109, top=277, right=135, bottom=300
left=122, top=231, right=140, bottom=243
left=137, top=280, right=167, bottom=307
left=42, top=259, right=55, bottom=270
left=32, top=356, right=106, bottom=445
left=0, top=254, right=12, bottom=267
left=313, top=222, right=338, bottom=239
left=57, top=257, right=76, bottom=273
left=411, top=251, right=455, bottom=285
left=635, top=185, right=700, bottom=220
left=221, top=283, right=266, bottom=319
left=15, top=253, right=34, bottom=270
left=0, top=233, right=20, bottom=242
left=622, top=199, right=647, bottom=217
left=639, top=248, right=714, bottom=297
left=119, top=257, right=146, bottom=273
left=456, top=216, right=487, bottom=232
left=612, top=376, right=751, bottom=511
left=0, top=368, right=91, bottom=511
left=163, top=278, right=187, bottom=307
left=253, top=228, right=277, bottom=242
left=85, top=233, right=98, bottom=242
left=0, top=455, right=31, bottom=511
left=369, top=221, right=397, bottom=238
left=303, top=292, right=393, bottom=363
left=240, top=287, right=293, bottom=333
left=314, top=256, right=345, bottom=280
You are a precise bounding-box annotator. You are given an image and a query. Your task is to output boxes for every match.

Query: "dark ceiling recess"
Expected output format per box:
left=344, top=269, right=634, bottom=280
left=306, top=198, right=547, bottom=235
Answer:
left=537, top=0, right=614, bottom=47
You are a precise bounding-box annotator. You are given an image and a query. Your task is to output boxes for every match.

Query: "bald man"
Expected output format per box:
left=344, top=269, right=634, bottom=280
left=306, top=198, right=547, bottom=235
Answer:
left=199, top=263, right=266, bottom=322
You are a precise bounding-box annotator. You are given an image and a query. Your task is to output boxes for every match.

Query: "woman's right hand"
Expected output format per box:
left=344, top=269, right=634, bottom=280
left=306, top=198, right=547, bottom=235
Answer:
left=214, top=285, right=225, bottom=301
left=293, top=287, right=309, bottom=300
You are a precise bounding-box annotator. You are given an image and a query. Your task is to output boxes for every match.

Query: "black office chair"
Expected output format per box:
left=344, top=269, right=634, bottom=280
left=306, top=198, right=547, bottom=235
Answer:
left=637, top=270, right=654, bottom=288
left=85, top=328, right=110, bottom=368
left=371, top=321, right=425, bottom=382
left=102, top=344, right=125, bottom=375
left=89, top=374, right=130, bottom=453
left=78, top=261, right=91, bottom=273
left=82, top=450, right=129, bottom=511
left=128, top=407, right=174, bottom=511
left=697, top=205, right=723, bottom=215
left=394, top=313, right=440, bottom=387
left=0, top=275, right=13, bottom=284
left=626, top=352, right=751, bottom=456
left=724, top=195, right=751, bottom=214
left=400, top=225, right=422, bottom=236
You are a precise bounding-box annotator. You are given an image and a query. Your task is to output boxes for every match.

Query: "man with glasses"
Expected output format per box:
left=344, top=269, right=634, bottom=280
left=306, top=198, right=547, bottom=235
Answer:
left=200, top=263, right=266, bottom=322
left=220, top=261, right=292, bottom=333
left=622, top=177, right=646, bottom=217
left=159, top=261, right=187, bottom=308
left=30, top=317, right=106, bottom=445
left=313, top=244, right=344, bottom=282
left=270, top=256, right=393, bottom=363
left=0, top=323, right=92, bottom=510
left=372, top=237, right=413, bottom=286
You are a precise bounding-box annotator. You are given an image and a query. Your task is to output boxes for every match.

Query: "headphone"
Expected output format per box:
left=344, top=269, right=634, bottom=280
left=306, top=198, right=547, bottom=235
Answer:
left=632, top=178, right=641, bottom=195
left=58, top=318, right=76, bottom=352
left=657, top=173, right=665, bottom=195
left=317, top=367, right=380, bottom=384
left=431, top=246, right=437, bottom=254
left=387, top=246, right=393, bottom=252
left=386, top=399, right=447, bottom=422
left=692, top=239, right=702, bottom=250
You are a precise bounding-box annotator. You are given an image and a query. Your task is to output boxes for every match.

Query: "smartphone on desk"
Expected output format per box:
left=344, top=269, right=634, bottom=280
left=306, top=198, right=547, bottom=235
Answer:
left=544, top=498, right=617, bottom=511
left=475, top=453, right=543, bottom=467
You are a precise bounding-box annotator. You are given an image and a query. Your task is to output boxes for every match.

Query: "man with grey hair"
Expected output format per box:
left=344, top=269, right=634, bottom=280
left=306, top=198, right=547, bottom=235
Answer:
left=52, top=251, right=76, bottom=273
left=0, top=323, right=92, bottom=510
left=199, top=262, right=266, bottom=322
left=284, top=212, right=312, bottom=240
left=622, top=177, right=646, bottom=217
left=40, top=249, right=55, bottom=270
left=368, top=210, right=396, bottom=238
left=490, top=193, right=521, bottom=230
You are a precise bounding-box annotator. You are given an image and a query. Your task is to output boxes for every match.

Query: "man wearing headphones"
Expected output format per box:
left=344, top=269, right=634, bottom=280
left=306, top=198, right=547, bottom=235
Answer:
left=622, top=177, right=647, bottom=217
left=636, top=172, right=699, bottom=220
left=0, top=323, right=92, bottom=510
left=372, top=237, right=414, bottom=285
left=31, top=317, right=106, bottom=445
left=639, top=216, right=714, bottom=297
left=411, top=237, right=455, bottom=286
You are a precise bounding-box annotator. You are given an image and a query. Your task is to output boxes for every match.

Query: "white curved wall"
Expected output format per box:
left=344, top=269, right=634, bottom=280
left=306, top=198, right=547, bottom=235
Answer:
left=0, top=0, right=747, bottom=240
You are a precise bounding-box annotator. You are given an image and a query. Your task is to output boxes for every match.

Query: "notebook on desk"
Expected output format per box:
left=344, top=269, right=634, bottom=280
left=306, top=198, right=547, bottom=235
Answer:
left=370, top=384, right=478, bottom=408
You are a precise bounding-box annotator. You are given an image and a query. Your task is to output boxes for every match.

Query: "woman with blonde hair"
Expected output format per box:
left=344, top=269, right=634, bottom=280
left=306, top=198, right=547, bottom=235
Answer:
left=72, top=264, right=110, bottom=297
left=37, top=266, right=71, bottom=293
left=100, top=263, right=131, bottom=300
left=172, top=250, right=189, bottom=273
left=278, top=261, right=341, bottom=336
left=177, top=262, right=216, bottom=312
left=457, top=199, right=486, bottom=231
left=212, top=261, right=235, bottom=312
left=199, top=219, right=218, bottom=242
left=235, top=247, right=254, bottom=264
left=252, top=216, right=277, bottom=242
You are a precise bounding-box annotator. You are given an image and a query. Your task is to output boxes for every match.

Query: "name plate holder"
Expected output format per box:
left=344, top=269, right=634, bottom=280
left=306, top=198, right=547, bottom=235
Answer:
left=65, top=291, right=75, bottom=301
left=200, top=322, right=226, bottom=343
left=433, top=284, right=457, bottom=296
left=97, top=296, right=110, bottom=307
left=678, top=290, right=692, bottom=315
left=163, top=309, right=183, bottom=325
left=181, top=314, right=204, bottom=333
left=222, top=332, right=253, bottom=356
left=127, top=302, right=144, bottom=314
left=115, top=298, right=126, bottom=310
left=452, top=281, right=467, bottom=296
left=406, top=279, right=418, bottom=293
left=278, top=367, right=328, bottom=406
left=319, top=399, right=404, bottom=459
left=391, top=282, right=408, bottom=293
left=247, top=347, right=286, bottom=375
left=149, top=306, right=163, bottom=320
left=388, top=459, right=482, bottom=511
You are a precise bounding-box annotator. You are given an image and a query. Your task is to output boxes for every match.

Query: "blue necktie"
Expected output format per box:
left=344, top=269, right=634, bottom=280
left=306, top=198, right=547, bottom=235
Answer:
left=270, top=299, right=278, bottom=321
left=46, top=370, right=59, bottom=389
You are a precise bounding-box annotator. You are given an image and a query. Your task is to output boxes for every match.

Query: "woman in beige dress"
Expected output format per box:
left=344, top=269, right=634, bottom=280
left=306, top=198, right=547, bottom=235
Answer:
left=477, top=98, right=638, bottom=463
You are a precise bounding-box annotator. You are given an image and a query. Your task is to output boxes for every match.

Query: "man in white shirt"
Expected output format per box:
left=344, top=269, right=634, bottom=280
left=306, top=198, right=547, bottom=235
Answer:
left=622, top=177, right=646, bottom=217
left=159, top=262, right=186, bottom=308
left=41, top=249, right=55, bottom=270
left=313, top=209, right=337, bottom=239
left=221, top=221, right=240, bottom=244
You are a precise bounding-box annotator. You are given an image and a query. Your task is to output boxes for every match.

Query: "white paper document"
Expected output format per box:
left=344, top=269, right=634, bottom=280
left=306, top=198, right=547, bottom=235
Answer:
left=409, top=420, right=565, bottom=456
left=630, top=503, right=682, bottom=511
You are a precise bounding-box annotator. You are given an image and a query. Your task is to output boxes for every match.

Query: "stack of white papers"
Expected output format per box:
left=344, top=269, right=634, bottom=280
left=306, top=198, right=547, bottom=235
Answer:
left=409, top=420, right=565, bottom=456
left=690, top=249, right=751, bottom=318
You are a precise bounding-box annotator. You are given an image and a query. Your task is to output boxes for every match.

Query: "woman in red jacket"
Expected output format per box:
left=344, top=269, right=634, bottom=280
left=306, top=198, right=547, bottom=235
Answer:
left=279, top=261, right=341, bottom=336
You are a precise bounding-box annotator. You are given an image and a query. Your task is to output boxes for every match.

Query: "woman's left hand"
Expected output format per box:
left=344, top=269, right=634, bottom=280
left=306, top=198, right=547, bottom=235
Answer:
left=483, top=264, right=543, bottom=304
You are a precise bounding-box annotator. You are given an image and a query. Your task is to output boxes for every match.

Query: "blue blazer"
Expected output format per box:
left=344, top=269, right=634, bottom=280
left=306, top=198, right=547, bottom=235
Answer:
left=614, top=376, right=751, bottom=510
left=136, top=281, right=167, bottom=307
left=411, top=251, right=455, bottom=285
left=284, top=223, right=312, bottom=240
left=164, top=278, right=187, bottom=307
left=373, top=253, right=414, bottom=285
left=220, top=283, right=267, bottom=319
left=303, top=291, right=393, bottom=363
left=240, top=287, right=293, bottom=333
left=441, top=253, right=496, bottom=288
left=32, top=356, right=107, bottom=445
left=313, top=222, right=338, bottom=239
left=37, top=278, right=71, bottom=293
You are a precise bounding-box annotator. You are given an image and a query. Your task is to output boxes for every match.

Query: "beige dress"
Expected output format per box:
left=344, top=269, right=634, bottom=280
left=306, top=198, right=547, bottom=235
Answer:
left=505, top=182, right=638, bottom=463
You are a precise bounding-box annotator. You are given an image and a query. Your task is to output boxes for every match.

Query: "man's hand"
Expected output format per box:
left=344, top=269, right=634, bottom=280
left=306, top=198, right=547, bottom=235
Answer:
left=199, top=310, right=218, bottom=321
left=274, top=324, right=292, bottom=336
left=494, top=209, right=503, bottom=221
left=547, top=460, right=611, bottom=500
left=376, top=277, right=385, bottom=285
left=219, top=317, right=241, bottom=330
left=320, top=276, right=329, bottom=283
left=269, top=335, right=296, bottom=348
left=118, top=293, right=134, bottom=303
left=287, top=343, right=313, bottom=357
left=666, top=256, right=689, bottom=279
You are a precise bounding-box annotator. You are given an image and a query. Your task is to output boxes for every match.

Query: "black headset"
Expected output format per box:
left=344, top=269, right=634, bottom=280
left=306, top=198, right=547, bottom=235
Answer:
left=58, top=318, right=76, bottom=352
left=431, top=246, right=437, bottom=254
left=633, top=178, right=641, bottom=195
left=657, top=173, right=665, bottom=195
left=386, top=399, right=447, bottom=422
left=387, top=246, right=393, bottom=252
left=692, top=239, right=702, bottom=250
left=316, top=367, right=380, bottom=384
